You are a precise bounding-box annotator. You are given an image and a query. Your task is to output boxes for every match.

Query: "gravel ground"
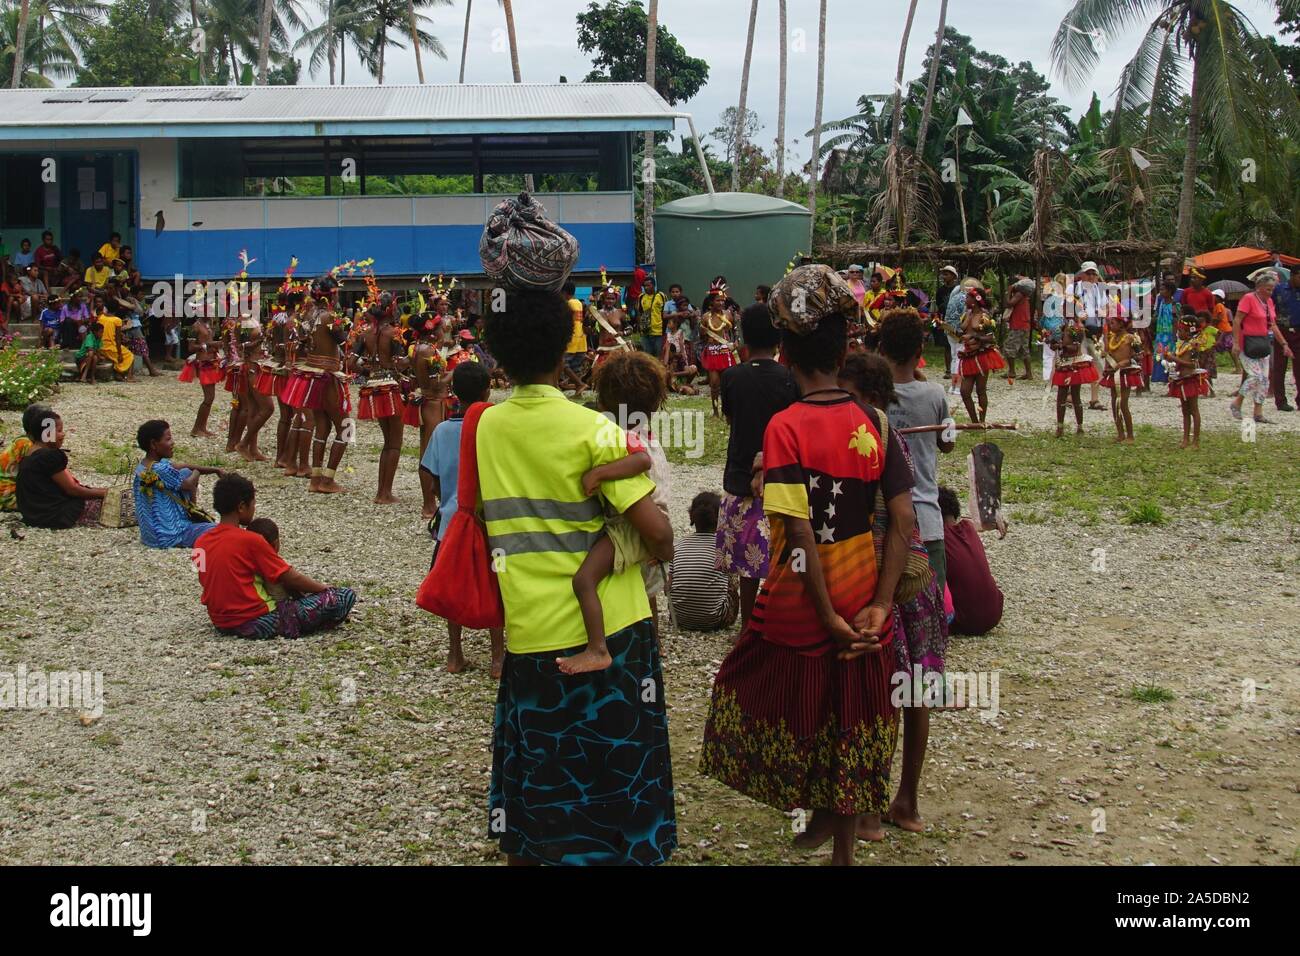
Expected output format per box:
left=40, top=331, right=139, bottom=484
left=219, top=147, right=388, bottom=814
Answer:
left=1, top=374, right=1296, bottom=866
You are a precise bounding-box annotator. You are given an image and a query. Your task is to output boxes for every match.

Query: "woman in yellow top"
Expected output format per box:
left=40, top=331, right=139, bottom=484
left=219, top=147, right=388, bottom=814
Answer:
left=95, top=307, right=135, bottom=380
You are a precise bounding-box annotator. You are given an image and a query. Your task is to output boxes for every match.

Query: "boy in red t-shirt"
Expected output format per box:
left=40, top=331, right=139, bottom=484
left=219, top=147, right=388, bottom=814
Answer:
left=194, top=474, right=356, bottom=639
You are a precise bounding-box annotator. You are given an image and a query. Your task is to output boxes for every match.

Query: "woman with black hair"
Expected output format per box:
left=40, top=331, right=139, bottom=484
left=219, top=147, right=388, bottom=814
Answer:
left=14, top=405, right=109, bottom=529
left=701, top=282, right=918, bottom=866
left=478, top=288, right=677, bottom=866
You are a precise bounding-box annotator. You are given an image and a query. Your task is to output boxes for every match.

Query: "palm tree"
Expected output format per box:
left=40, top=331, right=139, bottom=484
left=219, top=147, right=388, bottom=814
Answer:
left=733, top=0, right=758, bottom=191
left=29, top=0, right=103, bottom=80
left=1051, top=0, right=1300, bottom=254
left=297, top=0, right=361, bottom=83
left=408, top=0, right=422, bottom=81
left=457, top=0, right=470, bottom=81
left=496, top=0, right=531, bottom=191
left=357, top=0, right=448, bottom=84
left=807, top=0, right=826, bottom=249
left=774, top=0, right=787, bottom=197
left=499, top=0, right=519, bottom=82
left=914, top=0, right=948, bottom=160
left=643, top=0, right=658, bottom=261
left=2, top=3, right=76, bottom=87
left=10, top=0, right=30, bottom=87
left=882, top=0, right=919, bottom=243
left=256, top=0, right=274, bottom=83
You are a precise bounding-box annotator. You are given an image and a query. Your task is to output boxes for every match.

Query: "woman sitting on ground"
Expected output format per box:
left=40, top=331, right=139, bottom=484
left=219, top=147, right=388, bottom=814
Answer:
left=14, top=404, right=109, bottom=529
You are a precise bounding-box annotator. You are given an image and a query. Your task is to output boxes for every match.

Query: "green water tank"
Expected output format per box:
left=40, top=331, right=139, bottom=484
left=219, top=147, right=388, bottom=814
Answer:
left=653, top=192, right=811, bottom=304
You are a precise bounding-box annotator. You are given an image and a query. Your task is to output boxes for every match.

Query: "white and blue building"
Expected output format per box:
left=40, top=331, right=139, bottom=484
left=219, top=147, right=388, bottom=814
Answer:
left=0, top=83, right=685, bottom=283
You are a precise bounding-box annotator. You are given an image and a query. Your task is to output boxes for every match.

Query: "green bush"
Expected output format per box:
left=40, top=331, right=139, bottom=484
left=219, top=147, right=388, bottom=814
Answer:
left=0, top=346, right=63, bottom=410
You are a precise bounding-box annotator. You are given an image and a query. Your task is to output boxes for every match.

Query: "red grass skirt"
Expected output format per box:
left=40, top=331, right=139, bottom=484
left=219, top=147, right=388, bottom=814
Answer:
left=1167, top=375, right=1209, bottom=400
left=1052, top=362, right=1100, bottom=388
left=357, top=381, right=404, bottom=420
left=223, top=363, right=251, bottom=394
left=177, top=361, right=196, bottom=383
left=699, top=626, right=900, bottom=816
left=1100, top=366, right=1143, bottom=390
left=254, top=364, right=285, bottom=398
left=282, top=368, right=352, bottom=416
left=959, top=348, right=1006, bottom=378
left=701, top=345, right=737, bottom=372
left=180, top=360, right=223, bottom=385
left=402, top=392, right=426, bottom=428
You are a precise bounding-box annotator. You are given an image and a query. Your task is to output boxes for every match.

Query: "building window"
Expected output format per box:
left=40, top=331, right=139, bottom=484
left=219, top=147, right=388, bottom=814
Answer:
left=1, top=156, right=47, bottom=227
left=177, top=134, right=632, bottom=198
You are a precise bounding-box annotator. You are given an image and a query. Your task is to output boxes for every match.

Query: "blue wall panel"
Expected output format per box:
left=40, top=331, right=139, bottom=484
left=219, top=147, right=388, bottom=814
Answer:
left=137, top=222, right=636, bottom=281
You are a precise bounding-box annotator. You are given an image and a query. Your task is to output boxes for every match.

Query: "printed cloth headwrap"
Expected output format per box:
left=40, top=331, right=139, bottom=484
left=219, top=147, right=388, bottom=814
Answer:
left=479, top=193, right=580, bottom=293
left=768, top=264, right=859, bottom=335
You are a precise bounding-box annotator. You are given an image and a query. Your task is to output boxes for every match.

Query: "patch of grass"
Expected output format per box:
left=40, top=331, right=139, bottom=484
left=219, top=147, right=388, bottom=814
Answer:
left=1129, top=683, right=1175, bottom=704
left=84, top=440, right=138, bottom=476
left=1122, top=502, right=1168, bottom=527
left=947, top=427, right=1300, bottom=526
left=90, top=731, right=122, bottom=748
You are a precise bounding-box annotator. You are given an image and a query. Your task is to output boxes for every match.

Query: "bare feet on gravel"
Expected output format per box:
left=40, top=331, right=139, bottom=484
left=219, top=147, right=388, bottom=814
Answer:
left=856, top=813, right=885, bottom=842
left=792, top=810, right=834, bottom=851
left=374, top=494, right=399, bottom=505
left=309, top=478, right=346, bottom=494
left=884, top=802, right=925, bottom=833
left=446, top=650, right=467, bottom=674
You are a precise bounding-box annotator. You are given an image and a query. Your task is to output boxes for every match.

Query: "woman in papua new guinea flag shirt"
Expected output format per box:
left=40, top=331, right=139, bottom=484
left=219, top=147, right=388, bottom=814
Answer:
left=700, top=305, right=917, bottom=867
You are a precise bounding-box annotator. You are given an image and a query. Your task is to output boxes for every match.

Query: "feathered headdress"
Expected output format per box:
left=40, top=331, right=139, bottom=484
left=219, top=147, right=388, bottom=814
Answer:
left=599, top=266, right=621, bottom=297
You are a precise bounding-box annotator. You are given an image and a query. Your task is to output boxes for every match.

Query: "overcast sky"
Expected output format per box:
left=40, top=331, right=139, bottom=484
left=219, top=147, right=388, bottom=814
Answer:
left=325, top=0, right=1284, bottom=160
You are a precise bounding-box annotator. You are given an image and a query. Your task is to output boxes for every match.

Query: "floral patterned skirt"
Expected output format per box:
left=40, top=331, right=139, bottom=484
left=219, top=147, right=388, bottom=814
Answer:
left=715, top=493, right=771, bottom=579
left=700, top=628, right=899, bottom=816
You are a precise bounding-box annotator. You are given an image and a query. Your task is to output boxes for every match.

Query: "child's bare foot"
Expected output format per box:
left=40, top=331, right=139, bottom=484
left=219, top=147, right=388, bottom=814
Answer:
left=1179, top=438, right=1190, bottom=449
left=290, top=467, right=313, bottom=479
left=446, top=650, right=467, bottom=674
left=374, top=493, right=399, bottom=505
left=884, top=803, right=924, bottom=833
left=1075, top=426, right=1085, bottom=435
left=792, top=811, right=834, bottom=851
left=238, top=445, right=269, bottom=463
left=856, top=813, right=885, bottom=842
left=1055, top=426, right=1064, bottom=439
left=556, top=646, right=612, bottom=675
left=421, top=509, right=438, bottom=520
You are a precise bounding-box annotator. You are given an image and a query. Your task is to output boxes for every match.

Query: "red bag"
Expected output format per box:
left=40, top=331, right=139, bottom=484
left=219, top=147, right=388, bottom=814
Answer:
left=415, top=402, right=505, bottom=629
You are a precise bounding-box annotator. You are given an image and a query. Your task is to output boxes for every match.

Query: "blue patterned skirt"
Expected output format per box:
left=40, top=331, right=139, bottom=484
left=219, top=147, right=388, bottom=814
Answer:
left=488, top=620, right=677, bottom=865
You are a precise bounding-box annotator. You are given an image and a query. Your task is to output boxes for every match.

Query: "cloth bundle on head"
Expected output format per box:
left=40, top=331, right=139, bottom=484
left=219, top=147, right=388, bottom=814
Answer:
left=479, top=193, right=580, bottom=293
left=768, top=264, right=858, bottom=335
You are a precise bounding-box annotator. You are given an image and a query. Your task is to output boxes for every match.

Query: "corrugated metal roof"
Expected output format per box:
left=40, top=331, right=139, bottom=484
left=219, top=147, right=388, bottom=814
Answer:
left=0, top=82, right=677, bottom=129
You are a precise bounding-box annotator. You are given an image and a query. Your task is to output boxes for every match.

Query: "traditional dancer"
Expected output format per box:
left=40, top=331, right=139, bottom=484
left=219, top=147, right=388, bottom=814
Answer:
left=281, top=290, right=352, bottom=495
left=956, top=287, right=1005, bottom=422
left=230, top=315, right=274, bottom=462
left=354, top=294, right=407, bottom=505
left=699, top=291, right=738, bottom=417
left=180, top=311, right=222, bottom=438
left=219, top=318, right=248, bottom=454
left=1164, top=313, right=1208, bottom=449
left=1051, top=312, right=1099, bottom=438
left=591, top=282, right=630, bottom=370
left=263, top=297, right=310, bottom=475
left=1100, top=312, right=1144, bottom=444
left=406, top=313, right=451, bottom=519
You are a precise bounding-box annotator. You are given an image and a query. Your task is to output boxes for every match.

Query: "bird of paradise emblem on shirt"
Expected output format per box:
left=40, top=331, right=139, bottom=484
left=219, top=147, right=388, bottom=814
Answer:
left=848, top=423, right=879, bottom=463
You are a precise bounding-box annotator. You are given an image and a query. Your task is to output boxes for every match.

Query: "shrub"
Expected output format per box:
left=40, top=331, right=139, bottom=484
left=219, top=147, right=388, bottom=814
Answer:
left=0, top=345, right=62, bottom=409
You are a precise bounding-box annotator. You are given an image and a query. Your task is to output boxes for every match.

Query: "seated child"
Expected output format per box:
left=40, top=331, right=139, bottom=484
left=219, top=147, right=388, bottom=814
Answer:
left=39, top=296, right=62, bottom=349
left=668, top=492, right=740, bottom=631
left=562, top=350, right=671, bottom=675
left=76, top=320, right=102, bottom=383
left=247, top=518, right=296, bottom=604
